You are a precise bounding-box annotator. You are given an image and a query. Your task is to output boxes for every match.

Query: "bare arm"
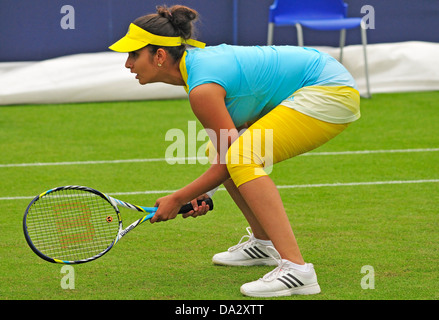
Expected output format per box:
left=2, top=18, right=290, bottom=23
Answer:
left=176, top=83, right=238, bottom=199
left=151, top=83, right=238, bottom=222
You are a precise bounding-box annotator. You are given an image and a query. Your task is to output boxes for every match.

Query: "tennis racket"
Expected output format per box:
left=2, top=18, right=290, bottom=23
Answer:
left=23, top=185, right=213, bottom=264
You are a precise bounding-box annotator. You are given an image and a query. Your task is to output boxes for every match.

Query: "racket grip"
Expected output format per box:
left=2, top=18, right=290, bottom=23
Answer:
left=179, top=198, right=214, bottom=214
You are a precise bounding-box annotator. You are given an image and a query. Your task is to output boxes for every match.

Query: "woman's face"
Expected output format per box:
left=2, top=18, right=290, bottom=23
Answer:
left=125, top=47, right=159, bottom=85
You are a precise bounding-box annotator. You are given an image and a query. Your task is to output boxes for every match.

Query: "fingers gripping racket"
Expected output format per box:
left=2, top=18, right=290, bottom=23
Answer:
left=23, top=185, right=213, bottom=264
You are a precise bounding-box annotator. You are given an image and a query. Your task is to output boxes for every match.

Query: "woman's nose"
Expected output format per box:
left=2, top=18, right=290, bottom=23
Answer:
left=125, top=56, right=133, bottom=69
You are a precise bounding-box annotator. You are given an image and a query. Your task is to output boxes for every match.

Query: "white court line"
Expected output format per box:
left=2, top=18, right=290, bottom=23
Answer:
left=0, top=157, right=198, bottom=168
left=2, top=179, right=438, bottom=201
left=1, top=148, right=438, bottom=168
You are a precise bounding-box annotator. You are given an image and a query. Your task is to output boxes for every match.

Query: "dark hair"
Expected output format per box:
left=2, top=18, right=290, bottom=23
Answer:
left=133, top=5, right=199, bottom=61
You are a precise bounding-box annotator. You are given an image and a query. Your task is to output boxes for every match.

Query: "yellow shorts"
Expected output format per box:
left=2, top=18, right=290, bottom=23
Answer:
left=207, top=86, right=359, bottom=187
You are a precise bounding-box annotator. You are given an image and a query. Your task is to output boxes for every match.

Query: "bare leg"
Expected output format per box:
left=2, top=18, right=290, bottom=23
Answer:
left=223, top=179, right=269, bottom=241
left=237, top=176, right=305, bottom=265
left=222, top=107, right=348, bottom=265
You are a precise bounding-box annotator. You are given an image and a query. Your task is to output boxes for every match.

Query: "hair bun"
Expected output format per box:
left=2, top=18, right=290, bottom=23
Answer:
left=156, top=5, right=198, bottom=39
left=156, top=5, right=173, bottom=21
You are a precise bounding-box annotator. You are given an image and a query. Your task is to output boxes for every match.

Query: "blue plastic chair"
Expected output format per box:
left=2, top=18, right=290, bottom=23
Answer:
left=267, top=0, right=370, bottom=97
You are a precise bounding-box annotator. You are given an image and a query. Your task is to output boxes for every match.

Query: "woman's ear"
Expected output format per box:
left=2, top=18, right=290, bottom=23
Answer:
left=155, top=48, right=168, bottom=67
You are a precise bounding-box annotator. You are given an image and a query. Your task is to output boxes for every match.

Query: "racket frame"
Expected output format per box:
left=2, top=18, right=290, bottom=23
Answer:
left=23, top=185, right=212, bottom=264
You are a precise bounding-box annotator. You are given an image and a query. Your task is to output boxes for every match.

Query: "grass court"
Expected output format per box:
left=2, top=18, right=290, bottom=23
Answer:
left=0, top=91, right=438, bottom=300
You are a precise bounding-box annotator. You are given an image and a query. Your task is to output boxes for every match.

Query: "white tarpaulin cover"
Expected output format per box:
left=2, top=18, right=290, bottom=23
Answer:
left=0, top=41, right=438, bottom=106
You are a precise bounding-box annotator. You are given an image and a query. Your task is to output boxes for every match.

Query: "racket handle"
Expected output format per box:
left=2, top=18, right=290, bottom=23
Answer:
left=179, top=198, right=214, bottom=214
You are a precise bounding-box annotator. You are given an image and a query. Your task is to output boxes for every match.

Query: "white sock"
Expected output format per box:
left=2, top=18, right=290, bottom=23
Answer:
left=283, top=259, right=310, bottom=272
left=255, top=238, right=273, bottom=246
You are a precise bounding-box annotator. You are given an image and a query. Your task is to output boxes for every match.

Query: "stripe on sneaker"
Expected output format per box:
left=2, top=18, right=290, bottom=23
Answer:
left=247, top=248, right=262, bottom=258
left=243, top=246, right=270, bottom=259
left=277, top=273, right=304, bottom=289
left=253, top=246, right=270, bottom=258
left=278, top=278, right=294, bottom=289
left=285, top=273, right=304, bottom=286
left=244, top=248, right=257, bottom=259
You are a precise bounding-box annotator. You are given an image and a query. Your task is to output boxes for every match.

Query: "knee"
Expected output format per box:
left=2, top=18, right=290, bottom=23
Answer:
left=225, top=139, right=267, bottom=187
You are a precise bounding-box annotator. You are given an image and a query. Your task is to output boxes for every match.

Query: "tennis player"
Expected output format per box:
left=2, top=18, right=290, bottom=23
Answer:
left=109, top=5, right=360, bottom=297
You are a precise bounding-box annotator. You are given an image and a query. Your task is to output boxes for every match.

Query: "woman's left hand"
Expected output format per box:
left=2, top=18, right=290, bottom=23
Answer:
left=150, top=193, right=211, bottom=223
left=182, top=194, right=211, bottom=219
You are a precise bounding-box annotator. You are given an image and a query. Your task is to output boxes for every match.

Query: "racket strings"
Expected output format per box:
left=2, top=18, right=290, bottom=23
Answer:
left=26, top=189, right=119, bottom=262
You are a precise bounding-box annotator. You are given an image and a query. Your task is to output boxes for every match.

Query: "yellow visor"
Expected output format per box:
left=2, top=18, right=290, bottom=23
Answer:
left=109, top=23, right=205, bottom=52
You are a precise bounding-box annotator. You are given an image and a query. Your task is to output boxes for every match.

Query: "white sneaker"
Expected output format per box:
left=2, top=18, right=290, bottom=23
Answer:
left=240, top=247, right=321, bottom=297
left=212, top=227, right=278, bottom=266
